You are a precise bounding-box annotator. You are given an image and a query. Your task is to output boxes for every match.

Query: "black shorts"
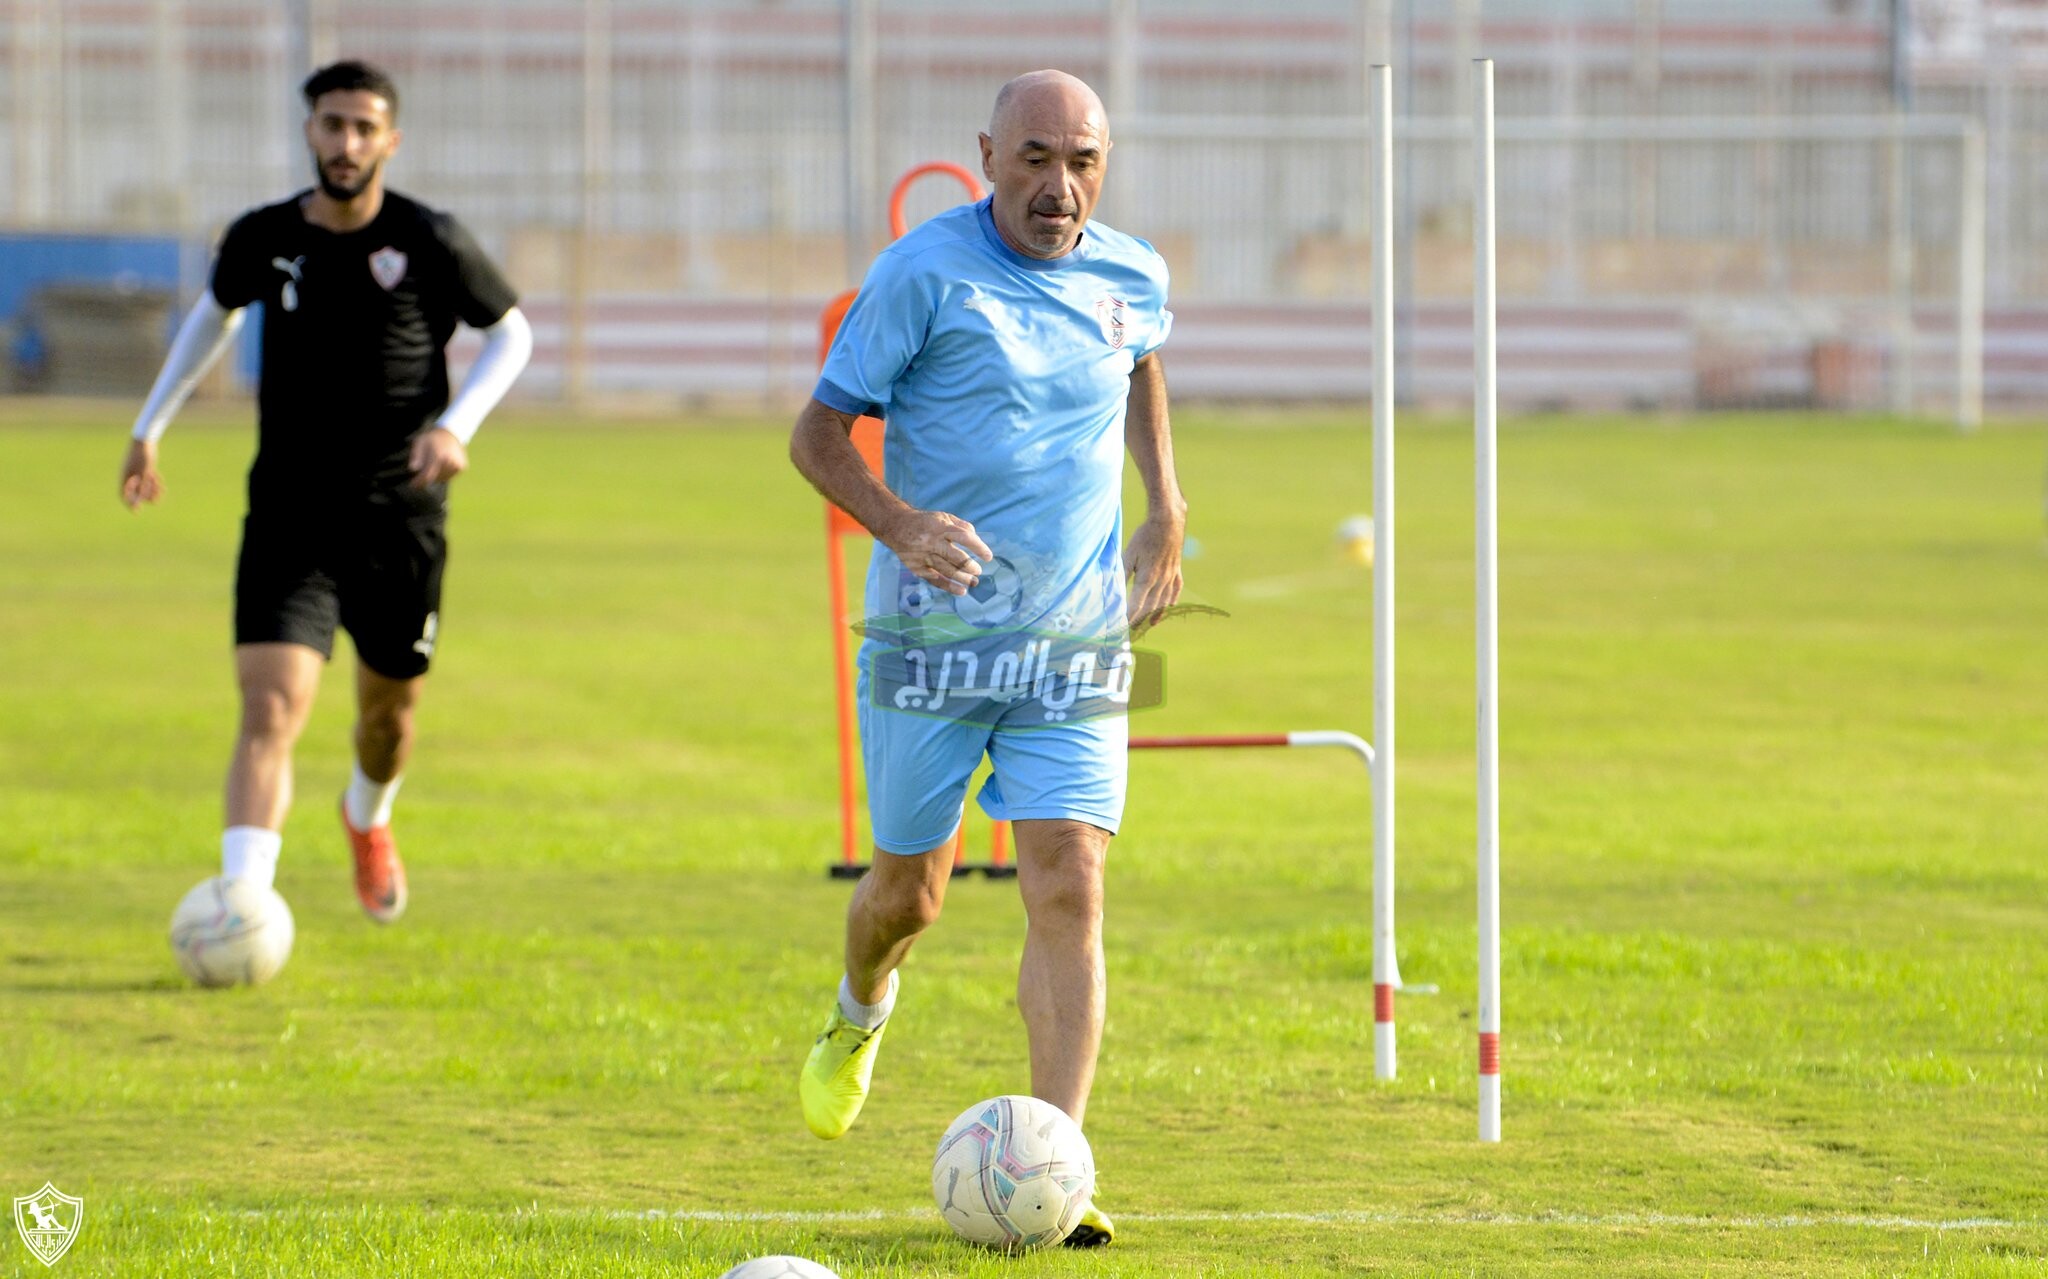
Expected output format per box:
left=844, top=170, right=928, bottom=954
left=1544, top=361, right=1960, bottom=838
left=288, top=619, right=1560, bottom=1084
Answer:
left=234, top=488, right=448, bottom=679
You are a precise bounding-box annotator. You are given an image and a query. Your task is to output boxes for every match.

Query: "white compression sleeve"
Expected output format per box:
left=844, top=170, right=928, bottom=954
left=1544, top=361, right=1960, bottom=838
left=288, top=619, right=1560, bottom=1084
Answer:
left=130, top=295, right=244, bottom=443
left=434, top=306, right=534, bottom=445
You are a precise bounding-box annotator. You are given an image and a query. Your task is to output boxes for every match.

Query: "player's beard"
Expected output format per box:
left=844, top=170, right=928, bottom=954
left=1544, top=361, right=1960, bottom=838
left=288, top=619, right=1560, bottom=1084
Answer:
left=1028, top=198, right=1080, bottom=253
left=313, top=151, right=381, bottom=203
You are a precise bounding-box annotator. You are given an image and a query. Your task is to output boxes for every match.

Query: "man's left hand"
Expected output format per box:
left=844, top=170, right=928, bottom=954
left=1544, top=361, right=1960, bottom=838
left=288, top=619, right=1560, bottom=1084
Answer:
left=1123, top=514, right=1185, bottom=636
left=409, top=427, right=468, bottom=487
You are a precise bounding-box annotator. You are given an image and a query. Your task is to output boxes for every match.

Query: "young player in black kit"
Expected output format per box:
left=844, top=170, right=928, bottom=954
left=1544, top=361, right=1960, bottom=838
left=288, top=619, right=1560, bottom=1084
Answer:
left=121, top=61, right=532, bottom=924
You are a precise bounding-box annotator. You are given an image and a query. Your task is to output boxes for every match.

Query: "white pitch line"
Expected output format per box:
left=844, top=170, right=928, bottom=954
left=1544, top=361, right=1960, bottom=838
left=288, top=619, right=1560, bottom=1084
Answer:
left=616, top=1208, right=2042, bottom=1232
left=197, top=1206, right=2043, bottom=1232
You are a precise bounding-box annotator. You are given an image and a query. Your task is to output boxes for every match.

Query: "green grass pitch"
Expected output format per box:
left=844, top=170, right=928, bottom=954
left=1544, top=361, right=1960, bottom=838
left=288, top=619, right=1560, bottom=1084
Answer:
left=1, top=403, right=2044, bottom=1276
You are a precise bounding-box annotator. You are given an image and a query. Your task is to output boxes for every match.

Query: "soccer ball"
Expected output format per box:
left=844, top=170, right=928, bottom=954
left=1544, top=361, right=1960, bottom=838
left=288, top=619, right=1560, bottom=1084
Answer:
left=953, top=555, right=1022, bottom=627
left=932, top=1094, right=1095, bottom=1251
left=168, top=876, right=295, bottom=987
left=1336, top=515, right=1375, bottom=567
left=898, top=578, right=934, bottom=618
left=716, top=1258, right=839, bottom=1279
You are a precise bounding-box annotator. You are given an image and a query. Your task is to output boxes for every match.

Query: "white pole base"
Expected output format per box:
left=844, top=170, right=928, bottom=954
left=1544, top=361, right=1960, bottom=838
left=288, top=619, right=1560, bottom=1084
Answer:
left=1479, top=1074, right=1501, bottom=1143
left=1374, top=1019, right=1396, bottom=1080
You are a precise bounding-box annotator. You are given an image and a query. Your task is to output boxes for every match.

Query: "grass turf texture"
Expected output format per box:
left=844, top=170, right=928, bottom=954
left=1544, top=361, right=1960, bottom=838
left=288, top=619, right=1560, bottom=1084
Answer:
left=1, top=404, right=2044, bottom=1277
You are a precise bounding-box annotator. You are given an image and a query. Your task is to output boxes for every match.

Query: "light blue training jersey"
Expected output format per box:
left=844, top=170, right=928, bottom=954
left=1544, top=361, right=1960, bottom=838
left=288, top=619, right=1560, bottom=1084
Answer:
left=817, top=197, right=1171, bottom=650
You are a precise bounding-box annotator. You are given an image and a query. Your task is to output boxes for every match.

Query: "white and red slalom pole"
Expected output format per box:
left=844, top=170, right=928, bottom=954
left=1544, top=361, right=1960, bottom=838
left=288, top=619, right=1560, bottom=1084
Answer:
left=1368, top=62, right=1400, bottom=1084
left=1473, top=56, right=1503, bottom=1145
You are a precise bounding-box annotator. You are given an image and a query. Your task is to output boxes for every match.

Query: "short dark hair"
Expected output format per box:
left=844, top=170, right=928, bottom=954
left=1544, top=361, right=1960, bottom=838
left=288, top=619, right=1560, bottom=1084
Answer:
left=301, top=60, right=399, bottom=120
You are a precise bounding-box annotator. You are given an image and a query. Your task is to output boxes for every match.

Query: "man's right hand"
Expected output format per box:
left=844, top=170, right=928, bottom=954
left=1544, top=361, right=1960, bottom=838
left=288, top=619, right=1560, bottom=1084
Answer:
left=120, top=438, right=165, bottom=510
left=881, top=509, right=993, bottom=596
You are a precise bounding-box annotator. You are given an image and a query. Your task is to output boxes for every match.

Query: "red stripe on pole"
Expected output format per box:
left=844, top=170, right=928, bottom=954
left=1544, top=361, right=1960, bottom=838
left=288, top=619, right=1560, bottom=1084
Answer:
left=1479, top=1032, right=1501, bottom=1076
left=1129, top=735, right=1291, bottom=749
left=1374, top=983, right=1394, bottom=1023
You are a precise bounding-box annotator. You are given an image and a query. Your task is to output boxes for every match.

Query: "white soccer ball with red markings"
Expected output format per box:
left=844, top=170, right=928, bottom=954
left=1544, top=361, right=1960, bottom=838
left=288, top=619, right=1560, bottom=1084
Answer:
left=716, top=1258, right=839, bottom=1279
left=168, top=876, right=295, bottom=987
left=932, top=1094, right=1095, bottom=1251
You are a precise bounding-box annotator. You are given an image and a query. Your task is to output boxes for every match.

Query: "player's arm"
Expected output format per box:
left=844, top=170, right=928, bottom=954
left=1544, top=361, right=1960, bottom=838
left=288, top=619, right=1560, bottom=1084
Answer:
left=121, top=294, right=247, bottom=510
left=408, top=305, right=534, bottom=487
left=410, top=211, right=530, bottom=487
left=789, top=398, right=991, bottom=597
left=1122, top=351, right=1187, bottom=632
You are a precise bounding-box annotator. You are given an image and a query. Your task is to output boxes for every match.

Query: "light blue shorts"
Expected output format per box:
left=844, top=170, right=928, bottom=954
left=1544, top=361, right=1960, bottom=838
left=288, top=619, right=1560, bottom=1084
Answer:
left=856, top=665, right=1128, bottom=855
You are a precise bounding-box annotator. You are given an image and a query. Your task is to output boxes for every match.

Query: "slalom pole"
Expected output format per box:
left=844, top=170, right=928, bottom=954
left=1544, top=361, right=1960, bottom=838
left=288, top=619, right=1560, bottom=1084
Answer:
left=1369, top=61, right=1400, bottom=1084
left=1473, top=56, right=1503, bottom=1145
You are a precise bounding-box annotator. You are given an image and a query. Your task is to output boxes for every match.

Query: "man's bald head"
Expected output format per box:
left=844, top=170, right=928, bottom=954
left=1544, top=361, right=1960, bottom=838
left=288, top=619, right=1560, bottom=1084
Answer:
left=979, top=70, right=1112, bottom=260
left=989, top=70, right=1108, bottom=144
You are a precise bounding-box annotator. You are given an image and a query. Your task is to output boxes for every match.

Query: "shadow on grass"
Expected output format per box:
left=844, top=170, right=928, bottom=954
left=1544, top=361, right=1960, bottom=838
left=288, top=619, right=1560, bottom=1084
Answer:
left=4, top=973, right=189, bottom=994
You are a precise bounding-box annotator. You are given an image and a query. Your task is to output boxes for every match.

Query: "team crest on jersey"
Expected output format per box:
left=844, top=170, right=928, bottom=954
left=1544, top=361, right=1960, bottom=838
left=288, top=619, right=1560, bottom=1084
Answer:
left=369, top=246, right=407, bottom=291
left=1094, top=296, right=1127, bottom=349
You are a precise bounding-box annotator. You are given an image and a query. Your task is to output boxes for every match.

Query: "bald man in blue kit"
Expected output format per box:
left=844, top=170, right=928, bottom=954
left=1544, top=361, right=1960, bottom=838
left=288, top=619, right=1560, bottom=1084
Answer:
left=789, top=69, right=1187, bottom=1248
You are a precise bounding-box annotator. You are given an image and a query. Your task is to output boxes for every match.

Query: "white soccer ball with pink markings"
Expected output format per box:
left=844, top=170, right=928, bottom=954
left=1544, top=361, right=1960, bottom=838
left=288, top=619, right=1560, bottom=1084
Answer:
left=716, top=1257, right=839, bottom=1279
left=168, top=875, right=295, bottom=987
left=932, top=1094, right=1095, bottom=1251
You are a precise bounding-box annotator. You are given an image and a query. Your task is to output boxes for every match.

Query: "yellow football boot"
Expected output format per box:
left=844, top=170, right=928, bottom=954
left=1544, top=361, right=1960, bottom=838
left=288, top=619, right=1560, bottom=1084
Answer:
left=800, top=988, right=893, bottom=1139
left=1063, top=1203, right=1115, bottom=1248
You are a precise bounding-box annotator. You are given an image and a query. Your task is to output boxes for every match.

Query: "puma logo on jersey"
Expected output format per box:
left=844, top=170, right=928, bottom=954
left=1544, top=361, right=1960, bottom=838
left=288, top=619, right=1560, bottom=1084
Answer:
left=412, top=611, right=438, bottom=656
left=961, top=287, right=1015, bottom=332
left=271, top=256, right=305, bottom=312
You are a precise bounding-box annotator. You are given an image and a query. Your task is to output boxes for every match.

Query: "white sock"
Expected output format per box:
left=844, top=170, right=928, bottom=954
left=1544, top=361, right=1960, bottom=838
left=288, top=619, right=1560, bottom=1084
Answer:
left=838, top=970, right=899, bottom=1029
left=221, top=826, right=282, bottom=890
left=345, top=762, right=403, bottom=830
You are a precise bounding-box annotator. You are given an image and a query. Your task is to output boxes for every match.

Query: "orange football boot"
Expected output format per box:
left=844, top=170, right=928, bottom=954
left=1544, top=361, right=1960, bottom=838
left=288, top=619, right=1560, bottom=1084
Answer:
left=340, top=798, right=409, bottom=924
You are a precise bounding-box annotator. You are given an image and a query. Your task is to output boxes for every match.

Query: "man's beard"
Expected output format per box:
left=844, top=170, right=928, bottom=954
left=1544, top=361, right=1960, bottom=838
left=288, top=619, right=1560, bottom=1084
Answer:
left=1028, top=200, right=1080, bottom=250
left=313, top=153, right=378, bottom=202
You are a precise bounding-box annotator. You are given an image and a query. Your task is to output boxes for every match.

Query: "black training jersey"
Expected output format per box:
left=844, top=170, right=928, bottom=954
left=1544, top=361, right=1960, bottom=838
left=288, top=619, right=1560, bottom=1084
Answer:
left=210, top=189, right=518, bottom=498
